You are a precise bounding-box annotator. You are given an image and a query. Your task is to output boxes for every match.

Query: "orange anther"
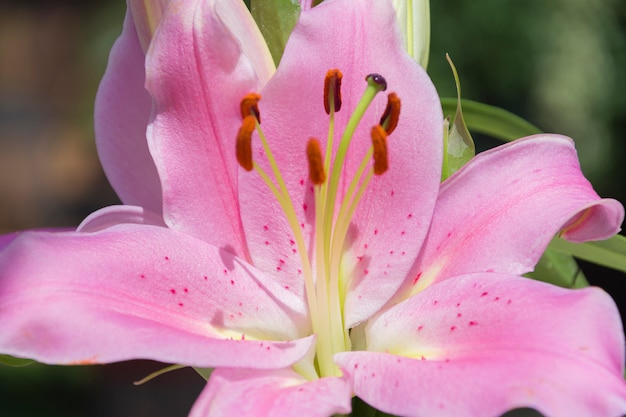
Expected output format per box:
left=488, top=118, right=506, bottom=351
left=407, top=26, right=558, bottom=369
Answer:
left=324, top=69, right=343, bottom=114
left=371, top=125, right=389, bottom=175
left=240, top=93, right=262, bottom=123
left=379, top=92, right=400, bottom=135
left=236, top=115, right=256, bottom=171
left=306, top=138, right=326, bottom=184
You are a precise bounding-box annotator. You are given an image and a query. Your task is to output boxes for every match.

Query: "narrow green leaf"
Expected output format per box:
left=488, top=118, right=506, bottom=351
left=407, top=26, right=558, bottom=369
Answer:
left=549, top=235, right=626, bottom=273
left=0, top=354, right=34, bottom=367
left=526, top=248, right=589, bottom=288
left=134, top=364, right=185, bottom=385
left=441, top=55, right=475, bottom=181
left=194, top=367, right=214, bottom=381
left=441, top=97, right=541, bottom=142
left=251, top=0, right=301, bottom=66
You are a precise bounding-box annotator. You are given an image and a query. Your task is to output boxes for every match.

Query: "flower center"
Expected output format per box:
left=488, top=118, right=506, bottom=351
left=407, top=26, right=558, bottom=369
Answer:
left=236, top=70, right=401, bottom=378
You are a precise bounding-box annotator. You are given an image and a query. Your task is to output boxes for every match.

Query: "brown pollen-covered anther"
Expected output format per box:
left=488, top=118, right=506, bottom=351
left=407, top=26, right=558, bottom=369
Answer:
left=379, top=92, right=401, bottom=135
left=306, top=138, right=326, bottom=185
left=324, top=69, right=343, bottom=114
left=236, top=115, right=256, bottom=171
left=371, top=124, right=389, bottom=175
left=240, top=93, right=262, bottom=122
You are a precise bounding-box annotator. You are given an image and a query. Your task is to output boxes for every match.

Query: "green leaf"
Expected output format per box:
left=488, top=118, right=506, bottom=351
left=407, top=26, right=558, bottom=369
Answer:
left=441, top=55, right=475, bottom=181
left=133, top=364, right=185, bottom=385
left=441, top=97, right=541, bottom=142
left=351, top=396, right=395, bottom=417
left=251, top=0, right=301, bottom=66
left=548, top=235, right=626, bottom=273
left=0, top=354, right=34, bottom=367
left=526, top=247, right=589, bottom=288
left=193, top=367, right=214, bottom=381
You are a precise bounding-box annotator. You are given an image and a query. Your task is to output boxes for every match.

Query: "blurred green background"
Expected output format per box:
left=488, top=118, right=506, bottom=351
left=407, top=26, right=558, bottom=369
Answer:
left=0, top=0, right=624, bottom=415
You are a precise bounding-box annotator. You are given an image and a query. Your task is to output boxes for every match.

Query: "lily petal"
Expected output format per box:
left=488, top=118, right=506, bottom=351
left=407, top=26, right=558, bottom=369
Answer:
left=214, top=0, right=275, bottom=85
left=145, top=0, right=272, bottom=256
left=0, top=228, right=72, bottom=251
left=0, top=233, right=18, bottom=252
left=128, top=0, right=170, bottom=52
left=95, top=9, right=163, bottom=214
left=0, top=225, right=311, bottom=368
left=404, top=134, right=623, bottom=295
left=238, top=0, right=442, bottom=326
left=189, top=368, right=351, bottom=417
left=76, top=205, right=166, bottom=233
left=337, top=273, right=626, bottom=417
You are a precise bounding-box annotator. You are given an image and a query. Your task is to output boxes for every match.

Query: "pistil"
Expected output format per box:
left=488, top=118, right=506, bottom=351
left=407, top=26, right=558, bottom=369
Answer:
left=315, top=73, right=389, bottom=377
left=235, top=71, right=400, bottom=379
left=322, top=73, right=388, bottom=240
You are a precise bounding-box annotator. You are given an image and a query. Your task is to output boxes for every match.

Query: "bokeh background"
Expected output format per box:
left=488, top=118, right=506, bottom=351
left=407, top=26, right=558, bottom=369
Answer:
left=0, top=0, right=624, bottom=416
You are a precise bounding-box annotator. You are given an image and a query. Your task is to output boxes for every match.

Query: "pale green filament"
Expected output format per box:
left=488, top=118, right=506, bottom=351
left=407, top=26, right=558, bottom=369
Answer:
left=324, top=87, right=337, bottom=176
left=252, top=124, right=319, bottom=336
left=317, top=90, right=335, bottom=247
left=329, top=146, right=374, bottom=304
left=327, top=148, right=375, bottom=356
left=313, top=184, right=336, bottom=377
left=314, top=89, right=341, bottom=378
left=314, top=77, right=387, bottom=377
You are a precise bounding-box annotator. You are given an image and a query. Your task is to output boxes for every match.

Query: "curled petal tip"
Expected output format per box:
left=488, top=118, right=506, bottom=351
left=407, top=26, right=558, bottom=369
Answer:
left=559, top=198, right=625, bottom=243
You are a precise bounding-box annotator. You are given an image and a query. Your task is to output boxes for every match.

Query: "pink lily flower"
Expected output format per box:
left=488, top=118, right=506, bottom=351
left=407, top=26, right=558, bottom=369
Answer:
left=1, top=0, right=626, bottom=416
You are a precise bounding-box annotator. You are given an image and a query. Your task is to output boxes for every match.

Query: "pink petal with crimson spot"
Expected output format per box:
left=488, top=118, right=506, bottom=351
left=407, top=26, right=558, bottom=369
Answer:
left=237, top=0, right=443, bottom=327
left=337, top=273, right=626, bottom=417
left=401, top=134, right=623, bottom=296
left=145, top=0, right=273, bottom=257
left=0, top=224, right=311, bottom=368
